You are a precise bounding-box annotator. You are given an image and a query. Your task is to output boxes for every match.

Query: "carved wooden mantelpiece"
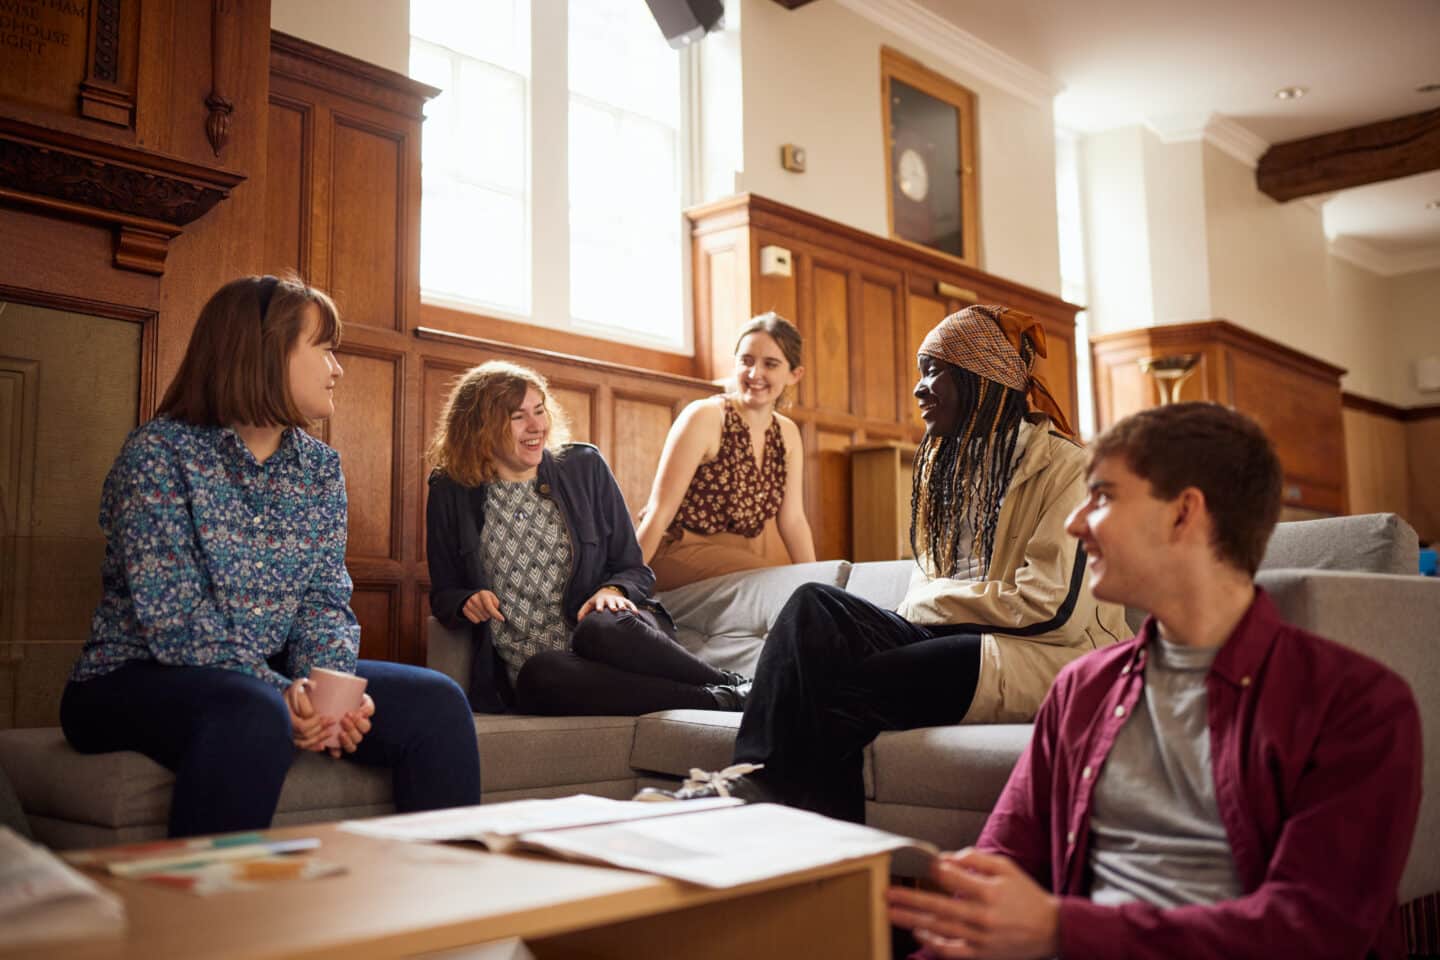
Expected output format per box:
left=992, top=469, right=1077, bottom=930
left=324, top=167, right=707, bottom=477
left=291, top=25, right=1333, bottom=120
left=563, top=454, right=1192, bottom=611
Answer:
left=0, top=117, right=245, bottom=274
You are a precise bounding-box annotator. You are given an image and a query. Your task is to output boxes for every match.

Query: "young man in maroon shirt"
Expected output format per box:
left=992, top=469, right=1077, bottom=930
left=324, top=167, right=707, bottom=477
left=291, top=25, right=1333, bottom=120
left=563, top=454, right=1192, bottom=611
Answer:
left=888, top=402, right=1422, bottom=960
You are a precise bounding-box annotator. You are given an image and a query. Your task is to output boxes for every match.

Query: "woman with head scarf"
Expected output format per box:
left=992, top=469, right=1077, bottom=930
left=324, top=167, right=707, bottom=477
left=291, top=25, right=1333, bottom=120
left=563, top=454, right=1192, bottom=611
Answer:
left=638, top=305, right=1127, bottom=821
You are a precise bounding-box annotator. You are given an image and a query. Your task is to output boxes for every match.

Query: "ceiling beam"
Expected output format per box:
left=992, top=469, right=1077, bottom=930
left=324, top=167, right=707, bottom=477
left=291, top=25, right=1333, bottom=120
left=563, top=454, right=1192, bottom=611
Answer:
left=1256, top=108, right=1440, bottom=202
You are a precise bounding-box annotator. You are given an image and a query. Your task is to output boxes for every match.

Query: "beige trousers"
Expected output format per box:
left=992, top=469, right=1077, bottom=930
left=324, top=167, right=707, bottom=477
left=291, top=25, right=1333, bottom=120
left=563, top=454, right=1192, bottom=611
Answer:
left=650, top=518, right=790, bottom=592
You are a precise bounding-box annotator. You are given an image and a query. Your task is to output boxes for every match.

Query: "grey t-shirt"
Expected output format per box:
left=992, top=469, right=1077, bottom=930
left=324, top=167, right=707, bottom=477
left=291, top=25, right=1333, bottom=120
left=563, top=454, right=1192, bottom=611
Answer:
left=1087, top=636, right=1243, bottom=909
left=481, top=479, right=573, bottom=684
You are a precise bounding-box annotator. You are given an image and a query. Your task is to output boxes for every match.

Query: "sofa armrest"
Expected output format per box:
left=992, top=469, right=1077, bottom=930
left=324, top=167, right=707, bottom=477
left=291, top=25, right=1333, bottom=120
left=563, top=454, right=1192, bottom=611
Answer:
left=425, top=616, right=473, bottom=690
left=1256, top=568, right=1440, bottom=902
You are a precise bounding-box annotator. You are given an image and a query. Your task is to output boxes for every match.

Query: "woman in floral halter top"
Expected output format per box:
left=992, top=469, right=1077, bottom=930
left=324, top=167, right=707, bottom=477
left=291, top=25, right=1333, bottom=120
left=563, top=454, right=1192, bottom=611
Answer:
left=636, top=313, right=817, bottom=591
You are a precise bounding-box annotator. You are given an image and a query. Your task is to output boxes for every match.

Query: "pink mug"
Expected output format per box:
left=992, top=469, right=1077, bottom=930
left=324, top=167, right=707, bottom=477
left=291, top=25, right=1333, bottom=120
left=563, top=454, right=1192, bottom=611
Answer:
left=306, top=667, right=368, bottom=749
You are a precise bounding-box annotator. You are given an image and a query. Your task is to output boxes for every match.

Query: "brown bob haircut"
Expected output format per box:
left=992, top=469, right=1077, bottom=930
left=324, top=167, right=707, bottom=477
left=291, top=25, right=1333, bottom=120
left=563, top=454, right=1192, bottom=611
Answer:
left=1088, top=402, right=1283, bottom=576
left=157, top=274, right=341, bottom=427
left=425, top=360, right=572, bottom=486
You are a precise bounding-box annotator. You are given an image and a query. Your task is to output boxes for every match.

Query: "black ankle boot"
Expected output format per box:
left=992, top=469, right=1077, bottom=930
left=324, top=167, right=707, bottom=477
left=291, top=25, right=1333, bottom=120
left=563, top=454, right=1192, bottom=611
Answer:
left=705, top=671, right=752, bottom=711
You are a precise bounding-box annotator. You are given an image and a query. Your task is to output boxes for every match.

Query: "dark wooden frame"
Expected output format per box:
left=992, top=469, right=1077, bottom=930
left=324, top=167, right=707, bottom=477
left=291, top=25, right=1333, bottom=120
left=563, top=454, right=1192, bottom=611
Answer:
left=879, top=46, right=980, bottom=267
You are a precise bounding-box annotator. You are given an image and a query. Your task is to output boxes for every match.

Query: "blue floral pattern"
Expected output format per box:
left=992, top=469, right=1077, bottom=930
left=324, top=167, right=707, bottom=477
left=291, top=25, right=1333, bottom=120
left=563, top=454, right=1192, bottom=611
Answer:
left=72, top=418, right=361, bottom=691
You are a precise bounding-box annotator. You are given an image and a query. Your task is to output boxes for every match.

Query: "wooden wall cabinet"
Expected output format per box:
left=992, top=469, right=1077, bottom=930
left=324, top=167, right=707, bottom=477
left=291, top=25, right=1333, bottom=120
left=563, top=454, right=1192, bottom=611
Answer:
left=1090, top=320, right=1347, bottom=516
left=689, top=193, right=1080, bottom=561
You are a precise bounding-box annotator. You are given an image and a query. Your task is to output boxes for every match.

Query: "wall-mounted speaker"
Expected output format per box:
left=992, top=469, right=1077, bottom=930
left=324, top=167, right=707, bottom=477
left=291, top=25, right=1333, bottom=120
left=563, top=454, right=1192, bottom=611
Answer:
left=643, top=0, right=725, bottom=48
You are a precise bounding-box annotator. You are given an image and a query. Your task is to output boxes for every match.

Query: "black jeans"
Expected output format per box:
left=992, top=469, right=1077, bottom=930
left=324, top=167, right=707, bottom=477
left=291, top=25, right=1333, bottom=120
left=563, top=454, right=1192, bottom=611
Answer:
left=734, top=583, right=982, bottom=823
left=513, top=607, right=733, bottom=715
left=61, top=660, right=482, bottom=838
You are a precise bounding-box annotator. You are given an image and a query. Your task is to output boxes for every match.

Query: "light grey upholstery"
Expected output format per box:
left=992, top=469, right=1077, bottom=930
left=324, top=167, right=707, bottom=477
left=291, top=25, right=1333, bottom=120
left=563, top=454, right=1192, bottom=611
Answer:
left=1257, top=569, right=1440, bottom=903
left=659, top=560, right=850, bottom=677
left=1261, top=512, right=1419, bottom=576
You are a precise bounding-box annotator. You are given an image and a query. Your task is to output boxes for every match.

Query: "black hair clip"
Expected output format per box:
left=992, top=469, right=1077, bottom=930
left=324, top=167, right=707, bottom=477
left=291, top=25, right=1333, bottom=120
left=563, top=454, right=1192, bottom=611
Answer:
left=256, top=275, right=281, bottom=320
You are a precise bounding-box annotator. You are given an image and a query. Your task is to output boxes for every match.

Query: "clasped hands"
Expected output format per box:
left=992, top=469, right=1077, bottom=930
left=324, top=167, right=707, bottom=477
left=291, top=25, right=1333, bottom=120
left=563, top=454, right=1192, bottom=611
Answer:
left=284, top=678, right=375, bottom=758
left=461, top=586, right=636, bottom=625
left=887, top=848, right=1060, bottom=960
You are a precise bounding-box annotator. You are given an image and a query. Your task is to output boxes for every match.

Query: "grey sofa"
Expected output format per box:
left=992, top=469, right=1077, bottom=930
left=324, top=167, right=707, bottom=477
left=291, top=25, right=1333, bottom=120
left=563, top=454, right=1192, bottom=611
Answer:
left=0, top=514, right=1434, bottom=906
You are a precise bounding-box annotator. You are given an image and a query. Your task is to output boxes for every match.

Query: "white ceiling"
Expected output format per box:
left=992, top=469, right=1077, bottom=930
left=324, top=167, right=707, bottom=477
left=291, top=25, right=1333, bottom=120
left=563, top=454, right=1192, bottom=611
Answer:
left=912, top=0, right=1440, bottom=265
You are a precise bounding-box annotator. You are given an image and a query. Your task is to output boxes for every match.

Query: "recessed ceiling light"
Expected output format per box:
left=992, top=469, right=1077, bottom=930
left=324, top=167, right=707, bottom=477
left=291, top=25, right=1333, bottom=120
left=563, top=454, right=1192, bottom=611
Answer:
left=1274, top=86, right=1308, bottom=101
left=1418, top=82, right=1440, bottom=94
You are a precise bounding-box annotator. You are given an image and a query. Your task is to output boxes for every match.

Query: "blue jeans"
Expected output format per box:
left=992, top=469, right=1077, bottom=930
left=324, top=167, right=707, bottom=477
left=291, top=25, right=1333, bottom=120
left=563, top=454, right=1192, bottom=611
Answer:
left=61, top=660, right=481, bottom=838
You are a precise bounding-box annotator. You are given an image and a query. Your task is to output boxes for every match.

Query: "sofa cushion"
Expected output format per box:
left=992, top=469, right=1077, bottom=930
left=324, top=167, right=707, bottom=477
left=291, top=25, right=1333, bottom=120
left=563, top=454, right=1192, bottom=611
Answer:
left=657, top=560, right=850, bottom=676
left=473, top=714, right=637, bottom=793
left=1260, top=513, right=1419, bottom=576
left=845, top=560, right=914, bottom=610
left=629, top=710, right=742, bottom=777
left=0, top=727, right=392, bottom=830
left=866, top=724, right=1034, bottom=811
left=1256, top=568, right=1440, bottom=903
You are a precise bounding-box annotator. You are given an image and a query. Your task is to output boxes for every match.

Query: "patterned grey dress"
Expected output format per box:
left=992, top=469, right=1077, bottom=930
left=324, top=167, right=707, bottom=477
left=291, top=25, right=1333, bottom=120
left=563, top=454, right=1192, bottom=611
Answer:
left=481, top=479, right=573, bottom=684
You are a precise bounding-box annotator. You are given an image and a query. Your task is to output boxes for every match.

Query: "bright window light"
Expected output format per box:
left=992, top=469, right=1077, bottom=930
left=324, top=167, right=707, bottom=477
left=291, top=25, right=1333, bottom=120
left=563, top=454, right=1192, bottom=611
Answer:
left=410, top=0, right=691, bottom=351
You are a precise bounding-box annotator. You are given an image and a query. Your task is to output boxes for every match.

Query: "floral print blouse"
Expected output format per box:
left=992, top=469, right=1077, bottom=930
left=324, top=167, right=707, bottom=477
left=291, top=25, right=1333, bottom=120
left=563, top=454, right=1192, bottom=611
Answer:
left=71, top=418, right=360, bottom=692
left=669, top=400, right=786, bottom=539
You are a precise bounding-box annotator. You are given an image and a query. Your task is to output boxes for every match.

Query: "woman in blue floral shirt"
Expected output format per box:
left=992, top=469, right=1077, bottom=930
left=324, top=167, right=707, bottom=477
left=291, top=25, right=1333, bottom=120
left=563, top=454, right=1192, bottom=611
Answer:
left=62, top=275, right=481, bottom=838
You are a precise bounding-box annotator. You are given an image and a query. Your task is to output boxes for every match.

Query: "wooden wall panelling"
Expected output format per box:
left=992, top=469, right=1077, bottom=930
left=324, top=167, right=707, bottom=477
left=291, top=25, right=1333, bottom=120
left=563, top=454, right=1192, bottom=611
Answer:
left=611, top=392, right=685, bottom=515
left=812, top=424, right=856, bottom=561
left=329, top=114, right=404, bottom=331
left=550, top=383, right=596, bottom=445
left=690, top=218, right=752, bottom=382
left=350, top=581, right=401, bottom=661
left=1229, top=350, right=1344, bottom=513
left=1405, top=414, right=1440, bottom=543
left=1341, top=405, right=1411, bottom=521
left=860, top=274, right=902, bottom=423
left=327, top=343, right=404, bottom=561
left=810, top=260, right=852, bottom=415
left=264, top=95, right=312, bottom=275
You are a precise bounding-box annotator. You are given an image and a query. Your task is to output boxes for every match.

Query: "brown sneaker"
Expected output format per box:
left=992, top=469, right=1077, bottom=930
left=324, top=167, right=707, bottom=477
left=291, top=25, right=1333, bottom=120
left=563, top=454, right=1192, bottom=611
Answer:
left=632, top=763, right=767, bottom=802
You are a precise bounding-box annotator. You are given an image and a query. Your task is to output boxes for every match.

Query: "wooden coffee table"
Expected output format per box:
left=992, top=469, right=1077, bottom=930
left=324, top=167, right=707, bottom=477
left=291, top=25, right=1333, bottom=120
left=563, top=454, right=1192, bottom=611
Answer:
left=15, top=822, right=893, bottom=959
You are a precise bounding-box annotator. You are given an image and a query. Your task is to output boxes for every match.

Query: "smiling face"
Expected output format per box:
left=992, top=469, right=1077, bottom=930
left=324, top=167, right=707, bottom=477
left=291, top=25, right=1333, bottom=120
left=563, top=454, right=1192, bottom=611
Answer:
left=492, top=385, right=549, bottom=481
left=913, top=354, right=965, bottom=437
left=733, top=332, right=802, bottom=410
left=286, top=305, right=344, bottom=421
left=1065, top=454, right=1179, bottom=608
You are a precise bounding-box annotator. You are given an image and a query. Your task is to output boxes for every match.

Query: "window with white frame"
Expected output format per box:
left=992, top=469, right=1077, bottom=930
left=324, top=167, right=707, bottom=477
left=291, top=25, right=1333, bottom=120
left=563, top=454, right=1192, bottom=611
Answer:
left=409, top=0, right=690, bottom=351
left=1054, top=128, right=1095, bottom=439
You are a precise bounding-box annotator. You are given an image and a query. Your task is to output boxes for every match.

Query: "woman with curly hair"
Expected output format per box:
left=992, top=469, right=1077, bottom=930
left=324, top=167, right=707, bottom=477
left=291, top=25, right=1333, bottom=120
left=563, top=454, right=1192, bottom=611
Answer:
left=426, top=361, right=750, bottom=715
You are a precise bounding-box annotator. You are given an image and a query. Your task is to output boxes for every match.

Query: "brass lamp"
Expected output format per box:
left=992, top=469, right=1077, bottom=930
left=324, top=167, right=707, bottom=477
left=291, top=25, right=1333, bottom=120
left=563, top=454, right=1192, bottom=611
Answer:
left=1137, top=353, right=1201, bottom=405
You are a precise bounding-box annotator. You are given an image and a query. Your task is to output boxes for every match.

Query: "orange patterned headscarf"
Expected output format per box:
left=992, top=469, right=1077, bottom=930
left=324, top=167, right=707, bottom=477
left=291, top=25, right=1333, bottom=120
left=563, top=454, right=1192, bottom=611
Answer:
left=917, top=304, right=1075, bottom=437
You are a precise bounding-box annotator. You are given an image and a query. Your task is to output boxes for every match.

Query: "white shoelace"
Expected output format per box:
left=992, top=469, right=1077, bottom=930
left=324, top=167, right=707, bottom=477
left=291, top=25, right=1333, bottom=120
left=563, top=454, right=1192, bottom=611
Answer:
left=679, top=762, right=765, bottom=797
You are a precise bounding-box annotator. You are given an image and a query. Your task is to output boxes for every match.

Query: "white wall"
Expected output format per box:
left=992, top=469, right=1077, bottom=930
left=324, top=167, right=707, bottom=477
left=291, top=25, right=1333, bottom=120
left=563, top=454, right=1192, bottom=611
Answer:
left=1079, top=127, right=1154, bottom=335
left=271, top=0, right=410, bottom=74
left=1142, top=135, right=1211, bottom=326
left=1202, top=143, right=1409, bottom=404
left=736, top=0, right=1062, bottom=296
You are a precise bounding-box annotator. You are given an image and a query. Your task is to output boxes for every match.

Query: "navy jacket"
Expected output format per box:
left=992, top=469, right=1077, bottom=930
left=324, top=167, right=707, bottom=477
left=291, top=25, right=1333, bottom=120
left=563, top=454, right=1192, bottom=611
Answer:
left=426, top=444, right=669, bottom=712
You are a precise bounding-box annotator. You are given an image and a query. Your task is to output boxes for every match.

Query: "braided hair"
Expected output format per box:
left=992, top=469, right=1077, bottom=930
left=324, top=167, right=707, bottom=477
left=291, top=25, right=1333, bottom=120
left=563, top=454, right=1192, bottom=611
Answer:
left=909, top=346, right=1034, bottom=578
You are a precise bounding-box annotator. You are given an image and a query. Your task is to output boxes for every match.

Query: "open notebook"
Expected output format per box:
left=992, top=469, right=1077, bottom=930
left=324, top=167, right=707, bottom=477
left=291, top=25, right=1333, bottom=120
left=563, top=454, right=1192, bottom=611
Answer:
left=0, top=827, right=126, bottom=949
left=341, top=795, right=937, bottom=888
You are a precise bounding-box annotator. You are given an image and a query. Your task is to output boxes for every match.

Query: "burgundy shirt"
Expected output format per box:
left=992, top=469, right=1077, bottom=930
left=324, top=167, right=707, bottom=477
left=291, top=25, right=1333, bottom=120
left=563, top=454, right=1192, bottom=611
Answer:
left=975, top=589, right=1422, bottom=960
